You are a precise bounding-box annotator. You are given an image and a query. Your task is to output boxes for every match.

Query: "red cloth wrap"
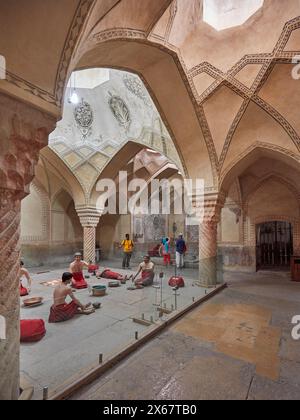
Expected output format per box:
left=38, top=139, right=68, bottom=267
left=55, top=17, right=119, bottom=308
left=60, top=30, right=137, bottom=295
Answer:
left=100, top=269, right=122, bottom=280
left=72, top=271, right=88, bottom=289
left=20, top=319, right=46, bottom=342
left=88, top=264, right=99, bottom=273
left=168, top=276, right=185, bottom=288
left=48, top=301, right=79, bottom=323
left=135, top=271, right=154, bottom=287
left=20, top=284, right=28, bottom=297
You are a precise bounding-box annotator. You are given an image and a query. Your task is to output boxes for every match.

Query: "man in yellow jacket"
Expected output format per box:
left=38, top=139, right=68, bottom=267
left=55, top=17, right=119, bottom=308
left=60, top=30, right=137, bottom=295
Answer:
left=120, top=234, right=134, bottom=269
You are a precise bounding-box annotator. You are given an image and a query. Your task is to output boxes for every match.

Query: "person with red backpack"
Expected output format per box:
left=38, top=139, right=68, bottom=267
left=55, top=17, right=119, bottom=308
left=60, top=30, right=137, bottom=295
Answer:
left=175, top=234, right=186, bottom=269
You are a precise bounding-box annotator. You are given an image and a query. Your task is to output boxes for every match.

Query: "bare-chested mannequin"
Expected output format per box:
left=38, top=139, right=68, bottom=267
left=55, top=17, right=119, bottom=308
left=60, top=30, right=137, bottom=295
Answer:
left=69, top=253, right=89, bottom=274
left=49, top=272, right=92, bottom=323
left=20, top=260, right=32, bottom=293
left=69, top=253, right=89, bottom=289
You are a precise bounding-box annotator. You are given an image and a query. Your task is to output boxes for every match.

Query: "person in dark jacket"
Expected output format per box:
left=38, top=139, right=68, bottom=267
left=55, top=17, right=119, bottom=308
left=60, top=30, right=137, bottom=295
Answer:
left=176, top=234, right=186, bottom=269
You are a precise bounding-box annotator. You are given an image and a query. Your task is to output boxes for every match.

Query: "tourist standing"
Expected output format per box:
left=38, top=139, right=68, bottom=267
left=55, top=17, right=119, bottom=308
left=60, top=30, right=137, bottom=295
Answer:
left=159, top=237, right=171, bottom=266
left=176, top=234, right=186, bottom=269
left=120, top=234, right=134, bottom=269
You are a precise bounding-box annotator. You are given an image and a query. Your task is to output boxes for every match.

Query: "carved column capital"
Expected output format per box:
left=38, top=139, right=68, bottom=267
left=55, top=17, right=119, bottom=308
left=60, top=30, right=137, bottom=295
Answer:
left=76, top=207, right=103, bottom=263
left=76, top=206, right=102, bottom=228
left=0, top=94, right=56, bottom=197
left=203, top=192, right=225, bottom=224
left=191, top=192, right=225, bottom=225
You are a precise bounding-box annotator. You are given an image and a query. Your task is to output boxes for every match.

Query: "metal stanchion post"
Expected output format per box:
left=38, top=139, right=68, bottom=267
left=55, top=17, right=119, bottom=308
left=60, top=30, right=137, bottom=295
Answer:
left=43, top=387, right=48, bottom=401
left=159, top=272, right=164, bottom=308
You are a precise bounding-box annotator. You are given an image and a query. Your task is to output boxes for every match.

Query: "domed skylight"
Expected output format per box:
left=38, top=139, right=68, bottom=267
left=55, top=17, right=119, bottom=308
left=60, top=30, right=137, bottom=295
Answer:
left=203, top=0, right=264, bottom=31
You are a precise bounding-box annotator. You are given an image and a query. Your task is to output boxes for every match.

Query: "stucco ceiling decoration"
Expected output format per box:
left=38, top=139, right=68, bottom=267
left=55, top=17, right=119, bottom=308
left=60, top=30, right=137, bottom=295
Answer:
left=49, top=67, right=184, bottom=194
left=203, top=0, right=264, bottom=31
left=74, top=99, right=94, bottom=140
left=123, top=74, right=151, bottom=107
left=108, top=92, right=131, bottom=130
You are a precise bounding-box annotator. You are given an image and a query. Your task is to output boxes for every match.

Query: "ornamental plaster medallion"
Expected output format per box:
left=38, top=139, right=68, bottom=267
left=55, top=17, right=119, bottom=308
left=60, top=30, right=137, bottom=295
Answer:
left=74, top=99, right=93, bottom=140
left=108, top=93, right=131, bottom=130
left=123, top=74, right=151, bottom=107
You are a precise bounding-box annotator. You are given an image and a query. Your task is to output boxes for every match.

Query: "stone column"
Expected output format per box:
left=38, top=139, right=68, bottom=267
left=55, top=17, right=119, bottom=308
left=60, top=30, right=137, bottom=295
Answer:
left=0, top=190, right=22, bottom=400
left=197, top=194, right=224, bottom=288
left=77, top=207, right=102, bottom=263
left=0, top=94, right=55, bottom=400
left=198, top=219, right=218, bottom=287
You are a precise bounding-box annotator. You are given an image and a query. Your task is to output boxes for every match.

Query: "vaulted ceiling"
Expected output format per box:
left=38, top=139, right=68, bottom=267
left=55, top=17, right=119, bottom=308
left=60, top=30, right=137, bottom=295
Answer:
left=1, top=0, right=300, bottom=191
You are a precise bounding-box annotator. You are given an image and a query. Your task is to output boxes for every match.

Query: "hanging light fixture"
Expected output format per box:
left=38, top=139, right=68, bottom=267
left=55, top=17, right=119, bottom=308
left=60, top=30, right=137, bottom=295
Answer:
left=68, top=72, right=80, bottom=104
left=70, top=91, right=80, bottom=104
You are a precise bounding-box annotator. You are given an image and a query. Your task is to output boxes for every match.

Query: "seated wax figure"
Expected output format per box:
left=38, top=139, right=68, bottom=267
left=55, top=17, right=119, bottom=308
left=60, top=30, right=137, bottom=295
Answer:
left=49, top=272, right=92, bottom=323
left=133, top=256, right=155, bottom=287
left=20, top=260, right=32, bottom=296
left=69, top=253, right=89, bottom=289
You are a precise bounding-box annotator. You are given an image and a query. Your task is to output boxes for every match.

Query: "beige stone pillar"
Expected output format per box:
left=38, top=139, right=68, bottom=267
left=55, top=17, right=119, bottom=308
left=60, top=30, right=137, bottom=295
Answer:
left=198, top=219, right=218, bottom=287
left=0, top=94, right=55, bottom=400
left=197, top=194, right=224, bottom=288
left=77, top=207, right=102, bottom=263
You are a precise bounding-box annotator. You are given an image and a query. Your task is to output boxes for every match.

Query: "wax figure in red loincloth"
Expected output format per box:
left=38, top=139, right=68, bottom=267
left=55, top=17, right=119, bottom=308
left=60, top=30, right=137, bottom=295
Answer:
left=133, top=256, right=155, bottom=287
left=69, top=253, right=89, bottom=289
left=49, top=272, right=92, bottom=323
left=19, top=260, right=32, bottom=296
left=97, top=269, right=133, bottom=282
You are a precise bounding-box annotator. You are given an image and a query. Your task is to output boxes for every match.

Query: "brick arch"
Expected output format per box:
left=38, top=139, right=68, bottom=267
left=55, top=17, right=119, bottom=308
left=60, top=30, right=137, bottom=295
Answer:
left=73, top=35, right=217, bottom=186
left=243, top=171, right=300, bottom=250
left=51, top=187, right=74, bottom=211
left=220, top=142, right=300, bottom=194
left=244, top=173, right=300, bottom=213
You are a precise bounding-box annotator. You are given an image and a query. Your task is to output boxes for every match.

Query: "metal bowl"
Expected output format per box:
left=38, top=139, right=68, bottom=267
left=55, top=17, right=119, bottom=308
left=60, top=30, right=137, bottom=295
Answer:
left=23, top=297, right=43, bottom=307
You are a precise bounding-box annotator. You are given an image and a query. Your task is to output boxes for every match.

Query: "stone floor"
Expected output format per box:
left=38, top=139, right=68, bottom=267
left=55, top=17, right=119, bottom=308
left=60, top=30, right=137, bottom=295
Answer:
left=20, top=260, right=209, bottom=400
left=69, top=271, right=300, bottom=400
